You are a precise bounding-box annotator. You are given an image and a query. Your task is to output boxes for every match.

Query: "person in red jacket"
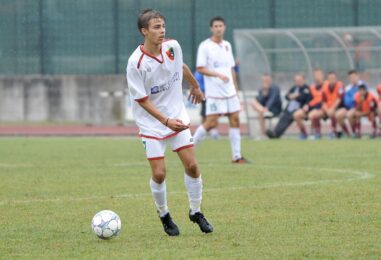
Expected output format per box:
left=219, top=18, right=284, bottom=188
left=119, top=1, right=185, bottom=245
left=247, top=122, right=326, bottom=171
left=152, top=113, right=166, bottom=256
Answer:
left=352, top=84, right=378, bottom=138
left=293, top=69, right=324, bottom=139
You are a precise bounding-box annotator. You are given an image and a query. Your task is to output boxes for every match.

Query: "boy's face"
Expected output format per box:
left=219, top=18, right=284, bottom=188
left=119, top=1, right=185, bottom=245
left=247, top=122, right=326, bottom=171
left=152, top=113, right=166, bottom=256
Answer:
left=359, top=88, right=367, bottom=97
left=314, top=70, right=324, bottom=84
left=210, top=21, right=225, bottom=38
left=348, top=73, right=359, bottom=85
left=327, top=73, right=337, bottom=85
left=142, top=18, right=165, bottom=45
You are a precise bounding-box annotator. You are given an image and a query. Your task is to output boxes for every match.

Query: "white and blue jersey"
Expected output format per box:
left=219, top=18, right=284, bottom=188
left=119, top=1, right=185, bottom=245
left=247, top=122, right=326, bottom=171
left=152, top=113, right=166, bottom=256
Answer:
left=343, top=80, right=367, bottom=109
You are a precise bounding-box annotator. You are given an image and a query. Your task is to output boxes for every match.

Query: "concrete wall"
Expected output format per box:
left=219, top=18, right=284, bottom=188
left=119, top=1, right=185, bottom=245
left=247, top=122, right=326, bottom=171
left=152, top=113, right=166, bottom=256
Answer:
left=0, top=75, right=126, bottom=124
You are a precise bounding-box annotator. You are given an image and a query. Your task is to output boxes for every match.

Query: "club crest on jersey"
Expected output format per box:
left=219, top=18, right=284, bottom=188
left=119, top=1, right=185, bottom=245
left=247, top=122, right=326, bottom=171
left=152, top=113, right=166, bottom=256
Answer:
left=166, top=47, right=175, bottom=61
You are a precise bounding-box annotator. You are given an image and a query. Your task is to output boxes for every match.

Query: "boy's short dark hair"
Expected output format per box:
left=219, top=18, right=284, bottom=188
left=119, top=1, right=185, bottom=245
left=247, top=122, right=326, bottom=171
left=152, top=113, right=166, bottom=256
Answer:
left=210, top=16, right=225, bottom=27
left=327, top=71, right=336, bottom=75
left=348, top=69, right=358, bottom=75
left=358, top=84, right=367, bottom=90
left=137, top=9, right=165, bottom=34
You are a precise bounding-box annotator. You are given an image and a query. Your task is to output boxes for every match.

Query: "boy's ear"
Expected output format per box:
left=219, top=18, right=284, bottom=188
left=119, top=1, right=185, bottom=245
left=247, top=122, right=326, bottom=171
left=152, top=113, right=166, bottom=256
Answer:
left=141, top=27, right=148, bottom=36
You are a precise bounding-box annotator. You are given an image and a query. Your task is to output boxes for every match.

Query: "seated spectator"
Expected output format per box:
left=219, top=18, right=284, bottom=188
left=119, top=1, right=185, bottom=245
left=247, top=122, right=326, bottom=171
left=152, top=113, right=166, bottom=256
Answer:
left=293, top=69, right=324, bottom=139
left=266, top=73, right=311, bottom=139
left=351, top=84, right=378, bottom=138
left=251, top=73, right=282, bottom=137
left=335, top=70, right=367, bottom=137
left=321, top=72, right=345, bottom=138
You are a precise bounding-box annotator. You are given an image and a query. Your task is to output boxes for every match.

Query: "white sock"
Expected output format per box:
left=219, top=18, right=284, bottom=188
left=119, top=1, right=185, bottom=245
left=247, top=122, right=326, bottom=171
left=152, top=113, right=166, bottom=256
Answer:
left=229, top=128, right=242, bottom=160
left=193, top=125, right=207, bottom=145
left=209, top=128, right=219, bottom=139
left=149, top=178, right=169, bottom=217
left=184, top=173, right=202, bottom=215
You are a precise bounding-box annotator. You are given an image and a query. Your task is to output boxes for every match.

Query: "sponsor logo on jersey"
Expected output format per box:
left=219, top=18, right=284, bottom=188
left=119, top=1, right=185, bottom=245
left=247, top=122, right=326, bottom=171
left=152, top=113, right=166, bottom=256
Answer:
left=166, top=47, right=175, bottom=61
left=150, top=72, right=180, bottom=95
left=151, top=86, right=160, bottom=94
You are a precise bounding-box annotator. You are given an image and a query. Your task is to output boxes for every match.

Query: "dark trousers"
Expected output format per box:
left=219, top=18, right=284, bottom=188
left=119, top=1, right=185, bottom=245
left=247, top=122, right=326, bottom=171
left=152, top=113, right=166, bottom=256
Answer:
left=273, top=110, right=294, bottom=138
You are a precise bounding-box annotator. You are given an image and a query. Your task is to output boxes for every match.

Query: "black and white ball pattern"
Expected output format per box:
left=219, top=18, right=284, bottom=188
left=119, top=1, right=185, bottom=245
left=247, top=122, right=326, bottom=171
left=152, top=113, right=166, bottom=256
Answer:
left=91, top=210, right=121, bottom=239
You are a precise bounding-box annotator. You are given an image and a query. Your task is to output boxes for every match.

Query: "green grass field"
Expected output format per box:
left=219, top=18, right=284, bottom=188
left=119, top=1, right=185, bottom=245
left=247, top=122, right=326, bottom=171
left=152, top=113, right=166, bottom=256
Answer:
left=0, top=137, right=380, bottom=259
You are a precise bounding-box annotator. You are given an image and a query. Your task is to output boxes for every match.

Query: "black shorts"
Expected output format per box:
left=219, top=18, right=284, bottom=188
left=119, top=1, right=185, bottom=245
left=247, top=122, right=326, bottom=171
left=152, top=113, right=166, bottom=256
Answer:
left=200, top=100, right=206, bottom=117
left=308, top=104, right=322, bottom=113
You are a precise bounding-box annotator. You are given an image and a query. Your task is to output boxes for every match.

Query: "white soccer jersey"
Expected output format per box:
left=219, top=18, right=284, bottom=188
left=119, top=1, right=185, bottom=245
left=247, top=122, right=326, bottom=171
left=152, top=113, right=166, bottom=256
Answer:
left=196, top=38, right=236, bottom=99
left=126, top=39, right=189, bottom=139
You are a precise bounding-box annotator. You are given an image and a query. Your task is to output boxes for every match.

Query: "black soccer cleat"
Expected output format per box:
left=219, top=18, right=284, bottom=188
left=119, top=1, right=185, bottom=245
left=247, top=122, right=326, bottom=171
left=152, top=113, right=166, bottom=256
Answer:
left=232, top=156, right=251, bottom=164
left=266, top=129, right=276, bottom=139
left=160, top=213, right=180, bottom=236
left=189, top=211, right=214, bottom=234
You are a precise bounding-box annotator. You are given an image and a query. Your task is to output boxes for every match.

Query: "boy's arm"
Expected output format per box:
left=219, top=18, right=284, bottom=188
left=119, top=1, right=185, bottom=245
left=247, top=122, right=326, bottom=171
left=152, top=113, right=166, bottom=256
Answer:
left=138, top=98, right=189, bottom=132
left=183, top=64, right=204, bottom=104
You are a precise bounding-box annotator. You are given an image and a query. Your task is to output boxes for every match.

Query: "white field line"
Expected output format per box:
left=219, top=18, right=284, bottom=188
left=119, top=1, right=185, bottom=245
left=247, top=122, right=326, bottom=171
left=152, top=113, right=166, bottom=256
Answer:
left=0, top=165, right=375, bottom=206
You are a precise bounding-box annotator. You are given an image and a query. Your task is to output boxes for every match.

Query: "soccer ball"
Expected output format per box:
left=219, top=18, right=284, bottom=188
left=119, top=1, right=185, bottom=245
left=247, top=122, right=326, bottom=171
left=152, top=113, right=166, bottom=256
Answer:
left=91, top=210, right=121, bottom=239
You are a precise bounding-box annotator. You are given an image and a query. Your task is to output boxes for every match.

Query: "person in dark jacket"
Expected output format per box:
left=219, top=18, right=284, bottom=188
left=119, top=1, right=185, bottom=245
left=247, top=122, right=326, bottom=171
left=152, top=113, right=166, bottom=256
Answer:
left=251, top=73, right=282, bottom=136
left=266, top=73, right=312, bottom=139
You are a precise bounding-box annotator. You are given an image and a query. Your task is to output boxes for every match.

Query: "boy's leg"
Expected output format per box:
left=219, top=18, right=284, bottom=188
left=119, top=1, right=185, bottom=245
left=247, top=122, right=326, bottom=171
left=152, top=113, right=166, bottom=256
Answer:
left=335, top=108, right=350, bottom=136
left=228, top=111, right=243, bottom=161
left=193, top=114, right=219, bottom=145
left=171, top=130, right=213, bottom=233
left=293, top=109, right=307, bottom=139
left=143, top=138, right=179, bottom=236
left=308, top=109, right=323, bottom=138
left=347, top=109, right=357, bottom=136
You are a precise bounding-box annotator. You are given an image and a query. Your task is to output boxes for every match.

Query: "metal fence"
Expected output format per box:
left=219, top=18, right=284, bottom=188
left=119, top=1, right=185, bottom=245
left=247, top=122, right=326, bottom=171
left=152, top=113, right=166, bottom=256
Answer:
left=1, top=0, right=381, bottom=75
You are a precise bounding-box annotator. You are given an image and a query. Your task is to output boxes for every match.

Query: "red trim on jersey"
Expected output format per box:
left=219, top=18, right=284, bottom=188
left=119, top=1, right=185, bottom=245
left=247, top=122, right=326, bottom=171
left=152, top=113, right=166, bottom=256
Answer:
left=173, top=144, right=194, bottom=152
left=147, top=156, right=165, bottom=161
left=137, top=53, right=144, bottom=69
left=139, top=45, right=163, bottom=63
left=139, top=131, right=179, bottom=140
left=135, top=96, right=148, bottom=102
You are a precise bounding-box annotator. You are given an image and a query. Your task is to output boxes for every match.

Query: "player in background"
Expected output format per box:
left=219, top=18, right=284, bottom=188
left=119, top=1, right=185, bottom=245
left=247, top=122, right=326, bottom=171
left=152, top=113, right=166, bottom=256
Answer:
left=194, top=70, right=220, bottom=139
left=335, top=70, right=366, bottom=137
left=351, top=84, right=378, bottom=138
left=193, top=16, right=249, bottom=163
left=321, top=72, right=345, bottom=138
left=251, top=73, right=282, bottom=138
left=126, top=9, right=213, bottom=236
left=266, top=73, right=311, bottom=139
left=293, top=69, right=324, bottom=139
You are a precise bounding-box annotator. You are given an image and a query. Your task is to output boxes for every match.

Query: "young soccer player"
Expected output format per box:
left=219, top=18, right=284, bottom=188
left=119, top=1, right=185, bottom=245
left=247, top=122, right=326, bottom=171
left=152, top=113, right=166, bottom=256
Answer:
left=126, top=9, right=213, bottom=236
left=352, top=84, right=378, bottom=138
left=335, top=70, right=366, bottom=137
left=321, top=72, right=345, bottom=137
left=193, top=16, right=249, bottom=163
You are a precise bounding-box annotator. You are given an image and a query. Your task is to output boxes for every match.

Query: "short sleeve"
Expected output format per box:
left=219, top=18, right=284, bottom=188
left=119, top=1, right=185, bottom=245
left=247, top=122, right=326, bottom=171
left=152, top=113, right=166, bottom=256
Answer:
left=126, top=62, right=148, bottom=102
left=196, top=42, right=207, bottom=68
left=172, top=40, right=183, bottom=63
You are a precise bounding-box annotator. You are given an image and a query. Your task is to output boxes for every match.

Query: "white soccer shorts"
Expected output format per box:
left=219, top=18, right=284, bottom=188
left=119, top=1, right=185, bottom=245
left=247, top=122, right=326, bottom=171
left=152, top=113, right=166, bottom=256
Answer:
left=205, top=95, right=241, bottom=116
left=141, top=129, right=194, bottom=160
